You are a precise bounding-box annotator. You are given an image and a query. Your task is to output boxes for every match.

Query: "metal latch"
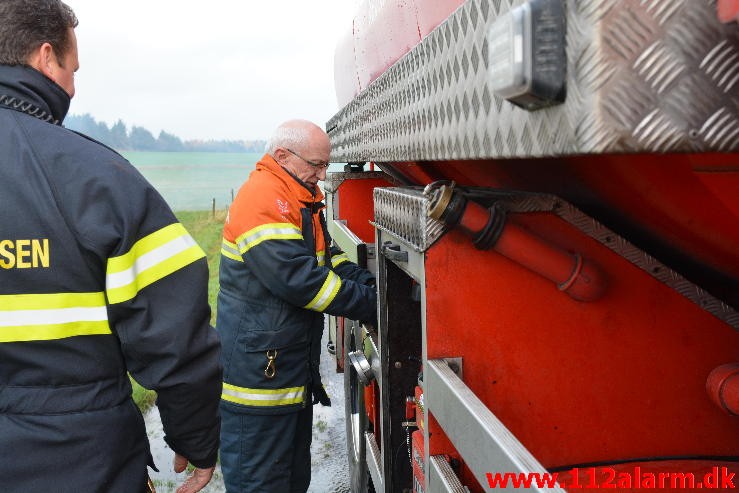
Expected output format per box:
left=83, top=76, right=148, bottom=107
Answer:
left=381, top=241, right=408, bottom=262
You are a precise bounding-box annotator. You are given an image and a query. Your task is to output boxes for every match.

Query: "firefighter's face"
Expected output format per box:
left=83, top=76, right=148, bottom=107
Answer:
left=31, top=27, right=79, bottom=98
left=52, top=28, right=80, bottom=98
left=281, top=130, right=330, bottom=188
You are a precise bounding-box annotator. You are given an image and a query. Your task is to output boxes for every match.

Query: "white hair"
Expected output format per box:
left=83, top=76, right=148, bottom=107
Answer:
left=266, top=121, right=315, bottom=155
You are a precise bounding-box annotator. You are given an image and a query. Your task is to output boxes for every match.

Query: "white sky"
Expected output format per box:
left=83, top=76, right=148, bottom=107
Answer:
left=65, top=0, right=360, bottom=141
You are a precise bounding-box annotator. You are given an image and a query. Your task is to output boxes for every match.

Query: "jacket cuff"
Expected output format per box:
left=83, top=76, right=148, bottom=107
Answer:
left=164, top=437, right=219, bottom=469
left=189, top=450, right=219, bottom=469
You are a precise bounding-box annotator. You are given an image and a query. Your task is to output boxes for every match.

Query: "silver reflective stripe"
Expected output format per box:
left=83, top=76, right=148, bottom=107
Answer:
left=106, top=235, right=198, bottom=289
left=221, top=383, right=305, bottom=406
left=0, top=292, right=111, bottom=343
left=303, top=271, right=342, bottom=312
left=0, top=306, right=107, bottom=326
left=221, top=241, right=240, bottom=257
left=235, top=223, right=302, bottom=254
left=331, top=252, right=350, bottom=266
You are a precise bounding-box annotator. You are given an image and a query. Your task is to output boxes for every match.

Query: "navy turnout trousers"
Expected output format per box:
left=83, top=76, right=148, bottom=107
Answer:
left=220, top=403, right=313, bottom=493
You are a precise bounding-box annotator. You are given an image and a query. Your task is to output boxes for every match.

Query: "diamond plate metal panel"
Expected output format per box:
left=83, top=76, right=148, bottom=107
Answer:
left=373, top=187, right=447, bottom=252
left=374, top=187, right=739, bottom=328
left=323, top=171, right=389, bottom=193
left=328, top=0, right=739, bottom=161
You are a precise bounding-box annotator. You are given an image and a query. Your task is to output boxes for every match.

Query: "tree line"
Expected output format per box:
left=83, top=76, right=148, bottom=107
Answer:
left=64, top=114, right=266, bottom=153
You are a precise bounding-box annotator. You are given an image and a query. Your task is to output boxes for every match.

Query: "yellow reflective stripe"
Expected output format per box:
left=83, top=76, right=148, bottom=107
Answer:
left=221, top=382, right=305, bottom=406
left=304, top=271, right=342, bottom=312
left=107, top=223, right=190, bottom=273
left=221, top=239, right=243, bottom=262
left=0, top=292, right=105, bottom=311
left=0, top=321, right=111, bottom=343
left=106, top=223, right=205, bottom=304
left=331, top=253, right=350, bottom=267
left=0, top=292, right=111, bottom=343
left=317, top=250, right=326, bottom=266
left=235, top=223, right=302, bottom=254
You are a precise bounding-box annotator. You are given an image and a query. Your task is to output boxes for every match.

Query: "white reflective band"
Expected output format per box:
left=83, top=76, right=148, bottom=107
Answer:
left=236, top=223, right=302, bottom=254
left=304, top=271, right=341, bottom=312
left=223, top=388, right=303, bottom=402
left=221, top=240, right=241, bottom=259
left=0, top=306, right=107, bottom=327
left=106, top=235, right=198, bottom=289
left=221, top=241, right=240, bottom=256
left=331, top=253, right=350, bottom=266
left=221, top=383, right=305, bottom=406
left=0, top=292, right=111, bottom=343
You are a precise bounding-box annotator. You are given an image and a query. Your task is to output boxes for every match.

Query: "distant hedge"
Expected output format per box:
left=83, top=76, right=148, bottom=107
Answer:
left=65, top=113, right=266, bottom=153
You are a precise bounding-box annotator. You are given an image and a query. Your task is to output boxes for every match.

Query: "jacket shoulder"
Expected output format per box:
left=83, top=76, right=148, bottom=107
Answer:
left=12, top=115, right=175, bottom=251
left=226, top=168, right=301, bottom=239
left=14, top=114, right=137, bottom=181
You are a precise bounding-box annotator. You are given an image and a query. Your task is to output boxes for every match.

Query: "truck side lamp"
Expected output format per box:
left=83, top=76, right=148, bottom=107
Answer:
left=707, top=363, right=739, bottom=416
left=488, top=0, right=566, bottom=110
left=718, top=0, right=739, bottom=23
left=427, top=182, right=606, bottom=302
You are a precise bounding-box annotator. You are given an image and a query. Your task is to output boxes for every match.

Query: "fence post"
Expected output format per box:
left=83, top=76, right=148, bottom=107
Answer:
left=212, top=198, right=216, bottom=218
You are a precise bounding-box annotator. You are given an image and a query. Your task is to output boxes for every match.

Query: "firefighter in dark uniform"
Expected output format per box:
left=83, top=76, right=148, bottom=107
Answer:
left=0, top=2, right=222, bottom=492
left=217, top=119, right=377, bottom=492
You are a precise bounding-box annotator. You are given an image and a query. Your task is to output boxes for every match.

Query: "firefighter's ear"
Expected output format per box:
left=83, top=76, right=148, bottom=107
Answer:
left=273, top=147, right=289, bottom=163
left=27, top=42, right=57, bottom=80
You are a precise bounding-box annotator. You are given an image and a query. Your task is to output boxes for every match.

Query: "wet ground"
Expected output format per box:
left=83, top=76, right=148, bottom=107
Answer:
left=145, top=328, right=350, bottom=493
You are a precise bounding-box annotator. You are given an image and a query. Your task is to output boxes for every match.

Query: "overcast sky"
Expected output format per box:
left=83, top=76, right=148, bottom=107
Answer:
left=65, top=0, right=360, bottom=141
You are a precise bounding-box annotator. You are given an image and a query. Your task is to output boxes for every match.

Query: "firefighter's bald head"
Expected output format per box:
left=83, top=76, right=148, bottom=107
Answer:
left=268, top=120, right=331, bottom=189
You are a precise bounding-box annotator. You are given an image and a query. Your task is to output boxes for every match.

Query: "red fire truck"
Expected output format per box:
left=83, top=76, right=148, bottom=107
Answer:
left=325, top=1, right=739, bottom=491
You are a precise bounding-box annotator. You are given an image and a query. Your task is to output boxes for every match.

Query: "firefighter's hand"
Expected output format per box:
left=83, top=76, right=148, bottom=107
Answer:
left=173, top=453, right=215, bottom=493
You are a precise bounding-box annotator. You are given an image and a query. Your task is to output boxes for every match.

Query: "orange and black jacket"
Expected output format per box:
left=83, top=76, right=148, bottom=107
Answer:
left=0, top=65, right=221, bottom=492
left=218, top=154, right=376, bottom=414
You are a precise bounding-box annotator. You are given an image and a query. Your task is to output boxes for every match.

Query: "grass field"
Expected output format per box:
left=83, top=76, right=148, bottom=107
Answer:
left=176, top=209, right=228, bottom=322
left=131, top=210, right=227, bottom=412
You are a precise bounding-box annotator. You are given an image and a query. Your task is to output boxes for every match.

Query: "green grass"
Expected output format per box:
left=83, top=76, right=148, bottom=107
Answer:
left=131, top=210, right=227, bottom=412
left=131, top=377, right=157, bottom=412
left=176, top=209, right=227, bottom=324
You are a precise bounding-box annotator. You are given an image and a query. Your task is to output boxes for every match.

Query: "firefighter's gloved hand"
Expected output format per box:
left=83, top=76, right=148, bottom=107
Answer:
left=360, top=308, right=378, bottom=331
left=173, top=453, right=215, bottom=493
left=363, top=278, right=378, bottom=329
left=311, top=382, right=331, bottom=406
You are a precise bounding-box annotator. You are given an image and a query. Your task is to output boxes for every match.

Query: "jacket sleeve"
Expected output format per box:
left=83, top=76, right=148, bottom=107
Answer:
left=246, top=233, right=376, bottom=322
left=51, top=143, right=222, bottom=468
left=231, top=189, right=376, bottom=323
left=329, top=245, right=376, bottom=286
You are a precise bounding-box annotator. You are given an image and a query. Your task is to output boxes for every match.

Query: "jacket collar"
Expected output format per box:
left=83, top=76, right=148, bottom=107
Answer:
left=0, top=64, right=71, bottom=125
left=256, top=154, right=325, bottom=204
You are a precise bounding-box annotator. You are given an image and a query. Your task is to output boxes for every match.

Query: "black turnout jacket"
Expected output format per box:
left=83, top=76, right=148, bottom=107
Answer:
left=0, top=64, right=222, bottom=492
